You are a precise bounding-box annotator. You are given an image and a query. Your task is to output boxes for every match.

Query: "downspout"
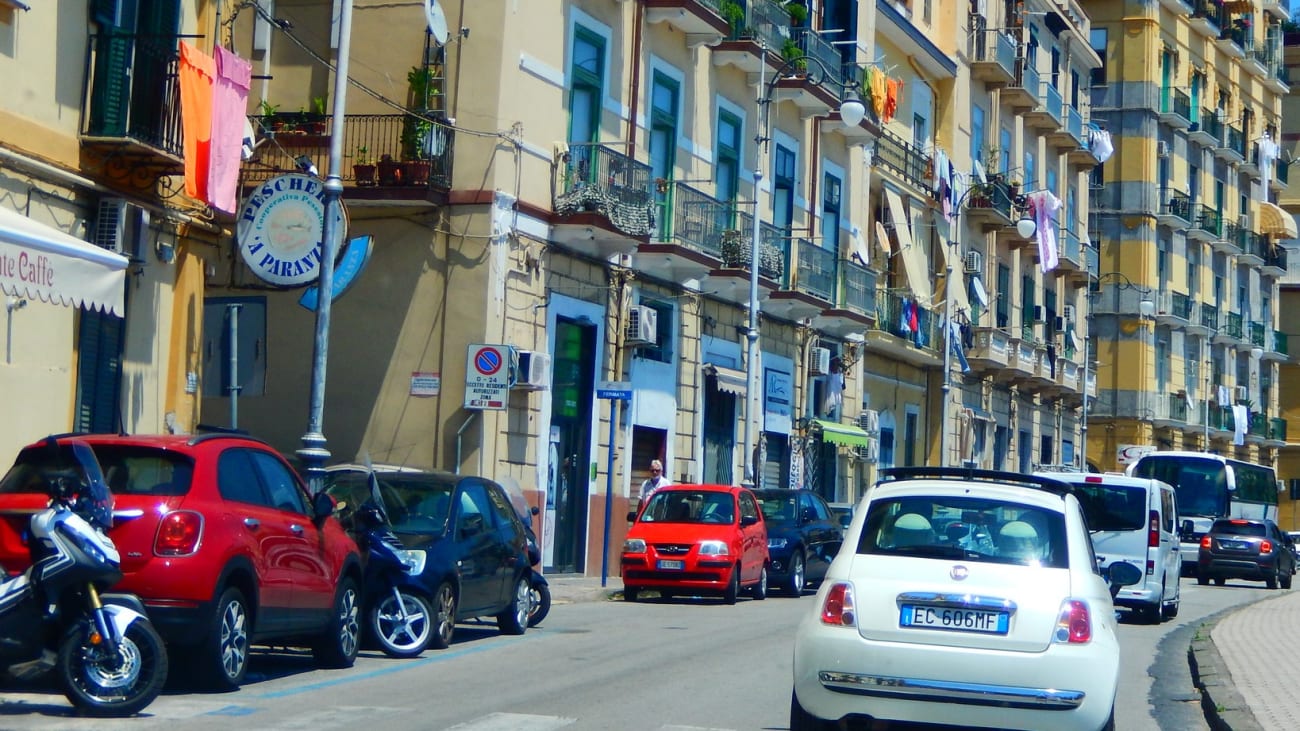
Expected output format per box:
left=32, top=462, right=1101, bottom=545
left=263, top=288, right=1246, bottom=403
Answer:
left=626, top=2, right=645, bottom=157
left=809, top=118, right=821, bottom=246
left=454, top=410, right=478, bottom=475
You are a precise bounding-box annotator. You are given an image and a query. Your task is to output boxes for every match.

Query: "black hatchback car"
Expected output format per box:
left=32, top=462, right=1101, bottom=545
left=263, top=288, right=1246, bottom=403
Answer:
left=751, top=489, right=843, bottom=595
left=325, top=467, right=534, bottom=648
left=1197, top=518, right=1296, bottom=590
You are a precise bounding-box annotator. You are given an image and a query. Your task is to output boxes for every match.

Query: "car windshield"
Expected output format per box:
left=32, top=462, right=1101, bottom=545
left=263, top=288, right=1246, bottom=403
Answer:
left=1211, top=520, right=1266, bottom=537
left=641, top=490, right=735, bottom=524
left=1074, top=484, right=1146, bottom=532
left=327, top=472, right=455, bottom=534
left=856, top=496, right=1069, bottom=569
left=754, top=493, right=798, bottom=524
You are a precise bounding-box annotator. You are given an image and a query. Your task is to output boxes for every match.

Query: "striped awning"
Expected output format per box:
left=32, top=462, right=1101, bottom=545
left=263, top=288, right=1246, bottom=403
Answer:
left=812, top=418, right=871, bottom=448
left=1257, top=201, right=1298, bottom=239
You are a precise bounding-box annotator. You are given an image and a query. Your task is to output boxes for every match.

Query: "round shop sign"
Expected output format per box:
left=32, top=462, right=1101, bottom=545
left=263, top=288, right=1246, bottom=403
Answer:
left=237, top=173, right=347, bottom=287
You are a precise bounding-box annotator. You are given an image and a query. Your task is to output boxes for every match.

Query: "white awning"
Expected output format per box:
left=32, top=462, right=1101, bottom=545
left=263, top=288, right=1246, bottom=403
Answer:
left=1257, top=201, right=1299, bottom=239
left=703, top=362, right=748, bottom=396
left=0, top=206, right=127, bottom=315
left=884, top=189, right=933, bottom=306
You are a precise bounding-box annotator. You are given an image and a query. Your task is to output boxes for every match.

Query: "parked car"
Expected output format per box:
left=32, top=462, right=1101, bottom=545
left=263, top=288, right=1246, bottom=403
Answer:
left=0, top=433, right=364, bottom=690
left=1040, top=471, right=1181, bottom=623
left=751, top=489, right=843, bottom=595
left=791, top=467, right=1135, bottom=731
left=1288, top=531, right=1300, bottom=562
left=621, top=484, right=769, bottom=603
left=323, top=465, right=534, bottom=649
left=1197, top=518, right=1296, bottom=589
left=826, top=502, right=855, bottom=532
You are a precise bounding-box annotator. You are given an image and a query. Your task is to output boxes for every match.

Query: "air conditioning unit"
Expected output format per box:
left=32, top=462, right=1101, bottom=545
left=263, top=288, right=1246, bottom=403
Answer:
left=1157, top=141, right=1170, bottom=158
left=512, top=350, right=551, bottom=391
left=964, top=250, right=982, bottom=274
left=1063, top=304, right=1077, bottom=322
left=1235, top=385, right=1249, bottom=402
left=1237, top=214, right=1249, bottom=229
left=93, top=198, right=145, bottom=258
left=854, top=440, right=880, bottom=463
left=625, top=305, right=658, bottom=346
left=810, top=346, right=832, bottom=375
left=856, top=409, right=880, bottom=434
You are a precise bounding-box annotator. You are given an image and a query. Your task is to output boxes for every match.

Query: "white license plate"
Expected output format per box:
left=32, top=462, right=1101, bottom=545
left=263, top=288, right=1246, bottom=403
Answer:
left=657, top=559, right=684, bottom=570
left=1219, top=539, right=1248, bottom=550
left=900, top=605, right=1009, bottom=634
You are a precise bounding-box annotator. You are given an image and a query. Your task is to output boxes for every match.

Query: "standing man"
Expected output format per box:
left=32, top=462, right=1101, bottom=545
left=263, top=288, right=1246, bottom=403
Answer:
left=639, top=459, right=671, bottom=504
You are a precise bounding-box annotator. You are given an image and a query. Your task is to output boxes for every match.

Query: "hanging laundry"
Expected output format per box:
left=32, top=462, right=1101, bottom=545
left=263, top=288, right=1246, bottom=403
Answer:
left=822, top=371, right=844, bottom=415
left=932, top=148, right=947, bottom=199
left=868, top=67, right=887, bottom=120
left=1258, top=132, right=1278, bottom=197
left=1185, top=390, right=1195, bottom=412
left=899, top=296, right=912, bottom=335
left=949, top=319, right=970, bottom=372
left=1217, top=384, right=1231, bottom=405
left=178, top=42, right=216, bottom=203
left=1088, top=126, right=1114, bottom=164
left=1030, top=190, right=1061, bottom=273
left=1232, top=404, right=1248, bottom=446
left=884, top=78, right=902, bottom=123
left=208, top=46, right=253, bottom=215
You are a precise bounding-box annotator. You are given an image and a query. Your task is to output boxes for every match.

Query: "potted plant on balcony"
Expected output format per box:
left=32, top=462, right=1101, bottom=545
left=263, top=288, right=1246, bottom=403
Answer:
left=376, top=153, right=403, bottom=186
left=781, top=37, right=807, bottom=71
left=786, top=2, right=809, bottom=26
left=401, top=116, right=434, bottom=186
left=258, top=99, right=282, bottom=133
left=721, top=0, right=745, bottom=36
left=353, top=146, right=376, bottom=186
left=303, top=96, right=328, bottom=135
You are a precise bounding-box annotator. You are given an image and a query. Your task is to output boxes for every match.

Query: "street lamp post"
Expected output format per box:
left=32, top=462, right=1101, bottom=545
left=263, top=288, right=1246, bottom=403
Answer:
left=1084, top=271, right=1155, bottom=469
left=743, top=45, right=865, bottom=486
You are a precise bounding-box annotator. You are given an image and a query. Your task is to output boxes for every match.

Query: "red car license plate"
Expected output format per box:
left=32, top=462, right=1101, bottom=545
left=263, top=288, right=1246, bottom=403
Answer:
left=657, top=559, right=684, bottom=570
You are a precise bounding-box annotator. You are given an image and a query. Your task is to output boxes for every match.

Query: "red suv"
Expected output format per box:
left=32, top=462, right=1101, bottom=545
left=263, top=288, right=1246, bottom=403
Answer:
left=0, top=434, right=364, bottom=690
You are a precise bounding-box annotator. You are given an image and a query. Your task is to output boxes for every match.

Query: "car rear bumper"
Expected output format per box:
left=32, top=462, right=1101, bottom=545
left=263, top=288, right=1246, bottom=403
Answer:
left=1198, top=555, right=1275, bottom=580
left=137, top=598, right=215, bottom=644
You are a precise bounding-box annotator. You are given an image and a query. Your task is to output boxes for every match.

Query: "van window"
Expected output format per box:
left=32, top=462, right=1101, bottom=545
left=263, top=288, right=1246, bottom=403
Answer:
left=1075, top=484, right=1146, bottom=532
left=1161, top=488, right=1175, bottom=532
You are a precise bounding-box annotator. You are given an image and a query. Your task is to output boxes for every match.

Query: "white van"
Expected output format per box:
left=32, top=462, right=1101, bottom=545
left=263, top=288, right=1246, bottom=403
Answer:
left=1036, top=472, right=1181, bottom=623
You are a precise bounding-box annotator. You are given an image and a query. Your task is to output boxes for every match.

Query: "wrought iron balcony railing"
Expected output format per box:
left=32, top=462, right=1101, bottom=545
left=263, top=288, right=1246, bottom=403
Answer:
left=838, top=259, right=877, bottom=317
left=555, top=143, right=654, bottom=234
left=727, top=0, right=787, bottom=48
left=1200, top=302, right=1219, bottom=331
left=875, top=128, right=932, bottom=191
left=793, top=239, right=838, bottom=302
left=83, top=32, right=184, bottom=157
left=1161, top=190, right=1193, bottom=220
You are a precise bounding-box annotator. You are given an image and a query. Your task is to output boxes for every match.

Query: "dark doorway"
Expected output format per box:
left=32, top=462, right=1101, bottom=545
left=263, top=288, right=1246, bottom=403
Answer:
left=548, top=318, right=596, bottom=573
left=702, top=376, right=736, bottom=484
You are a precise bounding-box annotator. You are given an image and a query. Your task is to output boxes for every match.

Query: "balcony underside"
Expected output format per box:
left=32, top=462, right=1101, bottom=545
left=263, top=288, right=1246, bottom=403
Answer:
left=863, top=331, right=942, bottom=367
left=766, top=289, right=831, bottom=322
left=637, top=242, right=720, bottom=283
left=814, top=308, right=873, bottom=338
left=700, top=267, right=781, bottom=307
left=552, top=214, right=646, bottom=258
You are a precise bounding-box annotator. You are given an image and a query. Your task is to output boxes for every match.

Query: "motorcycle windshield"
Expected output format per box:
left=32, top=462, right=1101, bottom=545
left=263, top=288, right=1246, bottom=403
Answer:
left=69, top=441, right=113, bottom=530
left=0, top=438, right=113, bottom=530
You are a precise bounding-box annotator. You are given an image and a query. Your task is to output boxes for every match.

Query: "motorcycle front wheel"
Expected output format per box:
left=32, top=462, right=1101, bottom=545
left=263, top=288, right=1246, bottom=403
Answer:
left=370, top=590, right=434, bottom=658
left=59, top=618, right=168, bottom=717
left=527, top=581, right=551, bottom=628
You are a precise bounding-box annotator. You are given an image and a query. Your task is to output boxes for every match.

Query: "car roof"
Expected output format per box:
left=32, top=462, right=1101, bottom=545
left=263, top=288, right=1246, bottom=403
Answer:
left=751, top=488, right=816, bottom=497
left=880, top=467, right=1073, bottom=498
left=656, top=483, right=747, bottom=494
left=1038, top=471, right=1171, bottom=490
left=37, top=432, right=270, bottom=451
left=325, top=463, right=464, bottom=481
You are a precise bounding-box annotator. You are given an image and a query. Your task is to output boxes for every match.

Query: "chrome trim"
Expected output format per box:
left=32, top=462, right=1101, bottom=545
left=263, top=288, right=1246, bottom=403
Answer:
left=818, top=671, right=1084, bottom=710
left=112, top=509, right=145, bottom=521
left=896, top=592, right=1018, bottom=613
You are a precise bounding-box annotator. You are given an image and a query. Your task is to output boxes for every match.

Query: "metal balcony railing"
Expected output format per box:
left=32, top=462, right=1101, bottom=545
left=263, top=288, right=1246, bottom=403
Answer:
left=83, top=33, right=184, bottom=156
left=1274, top=330, right=1289, bottom=356
left=1199, top=109, right=1223, bottom=142
left=1016, top=61, right=1041, bottom=102
left=655, top=181, right=731, bottom=257
left=1279, top=159, right=1291, bottom=185
left=1224, top=311, right=1244, bottom=339
left=728, top=0, right=787, bottom=48
left=1066, top=105, right=1086, bottom=146
left=875, top=128, right=932, bottom=191
left=1250, top=322, right=1266, bottom=348
left=1085, top=242, right=1099, bottom=277
left=1044, top=84, right=1064, bottom=124
left=794, top=28, right=843, bottom=88
left=877, top=291, right=938, bottom=349
left=1196, top=204, right=1222, bottom=237
left=1270, top=417, right=1288, bottom=442
left=1161, top=88, right=1191, bottom=121
left=1226, top=124, right=1245, bottom=156
left=839, top=259, right=877, bottom=317
left=1059, top=227, right=1082, bottom=265
left=1191, top=0, right=1222, bottom=29
left=1201, top=302, right=1219, bottom=331
left=1223, top=221, right=1248, bottom=250
left=794, top=240, right=838, bottom=302
left=717, top=212, right=790, bottom=285
left=1171, top=291, right=1193, bottom=320
left=966, top=176, right=1016, bottom=220
left=1161, top=190, right=1193, bottom=220
left=1265, top=246, right=1287, bottom=270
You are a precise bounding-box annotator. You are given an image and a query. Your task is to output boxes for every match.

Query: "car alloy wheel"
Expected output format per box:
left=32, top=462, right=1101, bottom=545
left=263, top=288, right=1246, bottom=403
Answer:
left=496, top=576, right=529, bottom=635
left=313, top=577, right=360, bottom=668
left=786, top=552, right=806, bottom=596
left=430, top=582, right=456, bottom=649
left=371, top=590, right=434, bottom=658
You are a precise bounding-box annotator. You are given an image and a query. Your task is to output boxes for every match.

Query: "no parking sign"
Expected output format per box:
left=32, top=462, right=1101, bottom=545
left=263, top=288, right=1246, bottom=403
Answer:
left=464, top=344, right=510, bottom=410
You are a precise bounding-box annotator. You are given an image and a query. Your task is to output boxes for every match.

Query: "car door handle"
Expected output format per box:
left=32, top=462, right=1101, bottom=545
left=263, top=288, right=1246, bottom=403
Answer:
left=290, top=524, right=305, bottom=535
left=244, top=517, right=261, bottom=529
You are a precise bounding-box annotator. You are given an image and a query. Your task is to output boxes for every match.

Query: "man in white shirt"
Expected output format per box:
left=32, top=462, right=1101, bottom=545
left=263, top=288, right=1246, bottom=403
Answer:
left=639, top=459, right=671, bottom=503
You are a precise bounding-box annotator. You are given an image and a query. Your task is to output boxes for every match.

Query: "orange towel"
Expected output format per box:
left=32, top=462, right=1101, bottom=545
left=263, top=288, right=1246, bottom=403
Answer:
left=884, top=78, right=903, bottom=123
left=869, top=67, right=887, bottom=120
left=179, top=42, right=215, bottom=203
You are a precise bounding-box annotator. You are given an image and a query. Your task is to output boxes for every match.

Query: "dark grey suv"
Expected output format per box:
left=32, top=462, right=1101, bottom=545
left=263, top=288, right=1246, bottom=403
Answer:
left=1197, top=518, right=1296, bottom=589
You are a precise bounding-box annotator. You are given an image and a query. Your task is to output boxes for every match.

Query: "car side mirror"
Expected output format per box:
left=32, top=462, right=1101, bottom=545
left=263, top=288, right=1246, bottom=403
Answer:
left=313, top=492, right=336, bottom=522
left=740, top=514, right=759, bottom=527
left=1180, top=519, right=1195, bottom=539
left=627, top=510, right=637, bottom=523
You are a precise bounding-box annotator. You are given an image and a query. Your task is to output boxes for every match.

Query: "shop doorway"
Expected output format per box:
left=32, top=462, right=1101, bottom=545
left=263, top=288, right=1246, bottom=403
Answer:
left=548, top=318, right=596, bottom=573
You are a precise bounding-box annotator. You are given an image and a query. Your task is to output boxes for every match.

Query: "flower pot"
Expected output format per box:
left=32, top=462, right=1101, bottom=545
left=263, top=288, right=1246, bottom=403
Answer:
left=403, top=160, right=432, bottom=187
left=353, top=164, right=376, bottom=187
left=377, top=159, right=403, bottom=186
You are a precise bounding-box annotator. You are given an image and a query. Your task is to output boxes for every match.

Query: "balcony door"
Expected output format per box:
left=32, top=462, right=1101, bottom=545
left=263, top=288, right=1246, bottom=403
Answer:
left=649, top=72, right=679, bottom=240
left=89, top=0, right=181, bottom=140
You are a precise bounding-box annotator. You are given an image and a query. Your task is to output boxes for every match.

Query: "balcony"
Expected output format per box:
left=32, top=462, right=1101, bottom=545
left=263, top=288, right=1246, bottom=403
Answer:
left=1250, top=321, right=1268, bottom=350
left=1240, top=142, right=1261, bottom=178
left=1159, top=0, right=1194, bottom=12
left=1027, top=345, right=1056, bottom=392
left=1056, top=357, right=1080, bottom=395
left=553, top=144, right=654, bottom=258
left=874, top=128, right=932, bottom=193
left=967, top=326, right=1011, bottom=372
left=1158, top=89, right=1193, bottom=130
left=640, top=181, right=734, bottom=280
left=1238, top=228, right=1267, bottom=266
left=1216, top=123, right=1246, bottom=163
left=1001, top=58, right=1041, bottom=111
left=1200, top=302, right=1219, bottom=333
left=969, top=27, right=1018, bottom=87
left=864, top=291, right=943, bottom=366
left=1262, top=0, right=1288, bottom=20
left=767, top=240, right=836, bottom=321
left=1188, top=0, right=1222, bottom=37
left=1264, top=60, right=1290, bottom=95
left=1157, top=190, right=1194, bottom=229
left=1267, top=416, right=1287, bottom=447
left=1216, top=219, right=1248, bottom=256
left=644, top=0, right=728, bottom=47
left=81, top=33, right=184, bottom=179
left=964, top=177, right=1016, bottom=232
left=1214, top=311, right=1244, bottom=344
left=1056, top=227, right=1085, bottom=275
left=1248, top=412, right=1267, bottom=444
left=815, top=261, right=877, bottom=337
left=1188, top=109, right=1221, bottom=148
left=712, top=0, right=787, bottom=75
left=1085, top=243, right=1099, bottom=282
left=1155, top=290, right=1193, bottom=327
left=701, top=215, right=789, bottom=305
left=997, top=337, right=1038, bottom=383
left=771, top=28, right=845, bottom=117
left=244, top=113, right=454, bottom=204
left=1266, top=329, right=1289, bottom=360
left=1216, top=25, right=1248, bottom=58
left=1046, top=99, right=1081, bottom=149
left=1190, top=203, right=1222, bottom=243
left=1273, top=158, right=1290, bottom=192
left=1262, top=245, right=1287, bottom=277
left=1185, top=299, right=1209, bottom=335
left=1024, top=81, right=1064, bottom=130
left=1246, top=46, right=1271, bottom=79
left=1153, top=393, right=1190, bottom=429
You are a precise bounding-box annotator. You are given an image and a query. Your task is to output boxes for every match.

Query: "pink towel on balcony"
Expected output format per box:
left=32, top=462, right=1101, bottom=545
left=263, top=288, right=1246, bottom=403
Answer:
left=209, top=47, right=253, bottom=214
left=178, top=42, right=215, bottom=203
left=1031, top=190, right=1061, bottom=274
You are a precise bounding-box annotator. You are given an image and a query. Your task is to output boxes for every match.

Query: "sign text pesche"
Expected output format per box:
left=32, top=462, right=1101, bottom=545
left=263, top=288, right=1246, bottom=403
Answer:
left=237, top=173, right=345, bottom=287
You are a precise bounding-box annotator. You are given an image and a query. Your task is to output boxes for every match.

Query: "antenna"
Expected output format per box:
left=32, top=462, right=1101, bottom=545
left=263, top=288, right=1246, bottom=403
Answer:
left=425, top=0, right=449, bottom=46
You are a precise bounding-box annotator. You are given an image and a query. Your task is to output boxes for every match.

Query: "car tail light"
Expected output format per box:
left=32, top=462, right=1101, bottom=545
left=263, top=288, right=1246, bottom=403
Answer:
left=1054, top=599, right=1091, bottom=644
left=1200, top=535, right=1212, bottom=549
left=1260, top=540, right=1273, bottom=554
left=1148, top=511, right=1159, bottom=548
left=820, top=582, right=856, bottom=627
left=155, top=511, right=203, bottom=556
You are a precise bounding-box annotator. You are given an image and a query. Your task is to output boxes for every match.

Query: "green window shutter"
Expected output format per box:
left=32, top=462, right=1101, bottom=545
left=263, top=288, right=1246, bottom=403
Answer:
left=91, top=0, right=120, bottom=26
left=75, top=310, right=125, bottom=434
left=88, top=30, right=135, bottom=137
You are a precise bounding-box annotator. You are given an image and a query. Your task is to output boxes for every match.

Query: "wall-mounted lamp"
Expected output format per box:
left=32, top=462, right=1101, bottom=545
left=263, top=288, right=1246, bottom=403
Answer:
left=1138, top=298, right=1156, bottom=319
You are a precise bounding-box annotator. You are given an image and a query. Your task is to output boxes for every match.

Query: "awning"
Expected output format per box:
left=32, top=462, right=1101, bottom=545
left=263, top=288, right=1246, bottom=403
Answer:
left=1257, top=201, right=1299, bottom=239
left=1221, top=0, right=1252, bottom=10
left=703, top=362, right=748, bottom=396
left=812, top=418, right=871, bottom=448
left=0, top=206, right=127, bottom=315
left=884, top=189, right=933, bottom=305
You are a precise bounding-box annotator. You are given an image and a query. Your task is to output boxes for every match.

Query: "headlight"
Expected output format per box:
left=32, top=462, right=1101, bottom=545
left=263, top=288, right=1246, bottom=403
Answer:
left=698, top=540, right=729, bottom=556
left=623, top=538, right=647, bottom=553
left=396, top=549, right=427, bottom=576
left=768, top=537, right=788, bottom=549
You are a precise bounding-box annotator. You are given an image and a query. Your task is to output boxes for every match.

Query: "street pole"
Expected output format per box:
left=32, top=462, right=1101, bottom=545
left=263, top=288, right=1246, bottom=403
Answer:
left=743, top=47, right=766, bottom=488
left=297, top=0, right=353, bottom=494
left=940, top=243, right=954, bottom=468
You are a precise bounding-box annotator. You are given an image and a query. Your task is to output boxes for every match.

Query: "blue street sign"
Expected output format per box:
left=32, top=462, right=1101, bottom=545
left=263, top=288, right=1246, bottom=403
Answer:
left=596, top=380, right=632, bottom=401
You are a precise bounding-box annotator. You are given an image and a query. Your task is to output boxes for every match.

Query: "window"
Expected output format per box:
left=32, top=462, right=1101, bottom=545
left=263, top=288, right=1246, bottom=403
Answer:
left=972, top=105, right=986, bottom=166
left=821, top=170, right=842, bottom=252
left=879, top=426, right=896, bottom=469
left=568, top=28, right=604, bottom=145
left=999, top=126, right=1011, bottom=172
left=1046, top=168, right=1057, bottom=197
left=1024, top=150, right=1036, bottom=190
left=1157, top=238, right=1169, bottom=282
left=996, top=263, right=1011, bottom=328
left=637, top=299, right=674, bottom=363
left=773, top=144, right=796, bottom=233
left=250, top=451, right=307, bottom=514
left=904, top=408, right=918, bottom=467
left=716, top=109, right=742, bottom=205
left=1156, top=334, right=1170, bottom=390
left=218, top=450, right=267, bottom=506
left=1021, top=273, right=1035, bottom=331
left=1188, top=245, right=1199, bottom=296
left=1039, top=433, right=1054, bottom=467
left=649, top=71, right=679, bottom=238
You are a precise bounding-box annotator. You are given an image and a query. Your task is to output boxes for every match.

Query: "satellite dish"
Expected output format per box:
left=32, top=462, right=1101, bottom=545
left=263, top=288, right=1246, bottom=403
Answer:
left=426, top=0, right=449, bottom=46
left=973, top=160, right=987, bottom=185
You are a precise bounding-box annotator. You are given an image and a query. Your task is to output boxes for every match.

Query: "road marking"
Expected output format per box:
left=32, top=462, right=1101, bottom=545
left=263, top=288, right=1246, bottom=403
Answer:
left=445, top=713, right=575, bottom=730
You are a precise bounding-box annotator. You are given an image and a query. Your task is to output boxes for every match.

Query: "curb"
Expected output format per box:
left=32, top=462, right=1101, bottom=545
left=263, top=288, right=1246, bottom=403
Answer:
left=1189, top=615, right=1264, bottom=731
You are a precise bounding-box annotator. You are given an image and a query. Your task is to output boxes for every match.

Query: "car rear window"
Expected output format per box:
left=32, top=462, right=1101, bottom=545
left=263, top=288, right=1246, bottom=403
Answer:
left=857, top=496, right=1069, bottom=569
left=755, top=492, right=798, bottom=524
left=92, top=446, right=194, bottom=497
left=1073, top=484, right=1146, bottom=532
left=1211, top=520, right=1266, bottom=537
left=326, top=472, right=455, bottom=534
left=640, top=490, right=735, bottom=524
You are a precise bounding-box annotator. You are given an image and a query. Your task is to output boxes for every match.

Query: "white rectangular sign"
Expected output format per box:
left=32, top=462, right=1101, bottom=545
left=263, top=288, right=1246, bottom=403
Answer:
left=465, top=344, right=510, bottom=410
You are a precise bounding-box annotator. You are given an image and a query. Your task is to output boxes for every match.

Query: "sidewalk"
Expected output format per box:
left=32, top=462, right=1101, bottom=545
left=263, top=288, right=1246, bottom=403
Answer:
left=1192, top=588, right=1300, bottom=731
left=545, top=573, right=623, bottom=606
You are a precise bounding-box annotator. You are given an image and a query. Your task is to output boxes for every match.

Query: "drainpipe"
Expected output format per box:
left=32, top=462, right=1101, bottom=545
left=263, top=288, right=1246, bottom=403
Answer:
left=626, top=2, right=644, bottom=158
left=454, top=410, right=478, bottom=475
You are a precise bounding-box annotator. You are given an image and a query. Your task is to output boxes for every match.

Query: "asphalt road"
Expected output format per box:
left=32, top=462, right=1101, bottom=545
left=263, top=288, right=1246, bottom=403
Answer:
left=0, top=578, right=1280, bottom=730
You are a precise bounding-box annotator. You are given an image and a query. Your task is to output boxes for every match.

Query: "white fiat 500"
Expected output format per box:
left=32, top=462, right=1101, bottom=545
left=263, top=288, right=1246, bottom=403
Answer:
left=791, top=468, right=1140, bottom=731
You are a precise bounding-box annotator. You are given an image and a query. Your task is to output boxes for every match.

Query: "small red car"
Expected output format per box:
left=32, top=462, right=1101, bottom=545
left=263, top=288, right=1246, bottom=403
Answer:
left=621, top=484, right=769, bottom=603
left=0, top=433, right=364, bottom=690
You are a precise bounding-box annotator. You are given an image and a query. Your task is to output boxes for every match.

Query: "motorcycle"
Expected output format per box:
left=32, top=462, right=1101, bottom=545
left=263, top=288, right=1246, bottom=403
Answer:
left=499, top=478, right=549, bottom=627
left=354, top=468, right=433, bottom=658
left=0, top=438, right=167, bottom=716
